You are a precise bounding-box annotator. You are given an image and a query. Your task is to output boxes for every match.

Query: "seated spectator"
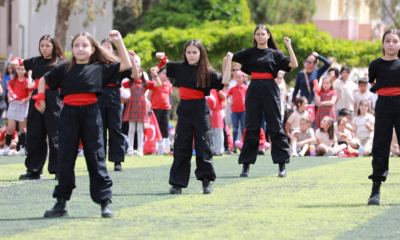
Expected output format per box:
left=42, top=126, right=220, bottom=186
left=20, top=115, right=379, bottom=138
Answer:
left=335, top=117, right=353, bottom=151
left=390, top=129, right=400, bottom=157
left=315, top=116, right=346, bottom=156
left=0, top=128, right=18, bottom=154
left=349, top=100, right=375, bottom=156
left=286, top=97, right=309, bottom=157
left=295, top=116, right=316, bottom=156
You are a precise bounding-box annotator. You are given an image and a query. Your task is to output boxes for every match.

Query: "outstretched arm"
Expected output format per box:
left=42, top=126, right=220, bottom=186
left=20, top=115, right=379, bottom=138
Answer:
left=128, top=50, right=140, bottom=80
left=222, top=52, right=233, bottom=85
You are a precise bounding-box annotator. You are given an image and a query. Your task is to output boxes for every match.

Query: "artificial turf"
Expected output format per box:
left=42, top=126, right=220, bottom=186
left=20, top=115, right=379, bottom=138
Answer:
left=1, top=154, right=400, bottom=239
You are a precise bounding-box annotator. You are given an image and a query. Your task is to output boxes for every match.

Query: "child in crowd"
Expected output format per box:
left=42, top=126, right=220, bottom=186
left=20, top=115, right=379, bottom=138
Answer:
left=315, top=116, right=346, bottom=156
left=349, top=100, right=375, bottom=156
left=147, top=66, right=172, bottom=153
left=314, top=76, right=337, bottom=129
left=235, top=128, right=270, bottom=153
left=4, top=66, right=33, bottom=155
left=353, top=78, right=374, bottom=111
left=295, top=116, right=316, bottom=156
left=334, top=66, right=358, bottom=118
left=335, top=117, right=353, bottom=151
left=207, top=89, right=226, bottom=156
left=390, top=129, right=400, bottom=157
left=275, top=70, right=287, bottom=121
left=227, top=70, right=247, bottom=153
left=285, top=96, right=309, bottom=157
left=0, top=127, right=18, bottom=153
left=122, top=66, right=161, bottom=156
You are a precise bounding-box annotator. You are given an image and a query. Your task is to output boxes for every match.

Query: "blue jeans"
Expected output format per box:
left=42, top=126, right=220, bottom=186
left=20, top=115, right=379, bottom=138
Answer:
left=231, top=111, right=246, bottom=148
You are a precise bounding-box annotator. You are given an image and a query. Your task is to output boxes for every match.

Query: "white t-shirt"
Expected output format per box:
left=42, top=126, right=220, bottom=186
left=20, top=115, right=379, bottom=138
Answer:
left=287, top=110, right=309, bottom=130
left=315, top=128, right=337, bottom=146
left=352, top=114, right=375, bottom=138
left=335, top=127, right=352, bottom=141
left=353, top=91, right=374, bottom=111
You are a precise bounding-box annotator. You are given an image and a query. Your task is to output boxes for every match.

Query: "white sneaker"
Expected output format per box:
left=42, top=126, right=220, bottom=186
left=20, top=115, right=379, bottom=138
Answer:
left=290, top=152, right=298, bottom=157
left=78, top=150, right=84, bottom=156
left=3, top=146, right=10, bottom=155
left=126, top=148, right=134, bottom=156
left=19, top=147, right=26, bottom=156
left=137, top=150, right=144, bottom=157
left=323, top=151, right=336, bottom=156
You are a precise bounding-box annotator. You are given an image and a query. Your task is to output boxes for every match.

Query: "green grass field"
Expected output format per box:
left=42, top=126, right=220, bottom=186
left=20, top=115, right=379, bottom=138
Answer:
left=1, top=154, right=400, bottom=239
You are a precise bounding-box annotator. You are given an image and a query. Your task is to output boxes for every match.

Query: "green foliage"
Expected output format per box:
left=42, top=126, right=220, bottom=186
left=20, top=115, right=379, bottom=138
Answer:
left=124, top=22, right=382, bottom=83
left=142, top=0, right=251, bottom=30
left=247, top=0, right=316, bottom=25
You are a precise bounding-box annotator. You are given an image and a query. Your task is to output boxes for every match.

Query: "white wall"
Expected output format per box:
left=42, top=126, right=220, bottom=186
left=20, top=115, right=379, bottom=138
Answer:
left=17, top=0, right=113, bottom=58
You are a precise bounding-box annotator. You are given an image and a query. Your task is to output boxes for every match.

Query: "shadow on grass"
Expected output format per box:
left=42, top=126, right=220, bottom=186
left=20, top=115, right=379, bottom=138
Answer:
left=217, top=176, right=241, bottom=179
left=298, top=203, right=400, bottom=208
left=0, top=217, right=92, bottom=221
left=113, top=193, right=171, bottom=196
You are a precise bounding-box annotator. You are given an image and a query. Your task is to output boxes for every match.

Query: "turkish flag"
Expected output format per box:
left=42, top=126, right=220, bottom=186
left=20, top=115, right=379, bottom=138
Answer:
left=143, top=112, right=163, bottom=155
left=307, top=104, right=316, bottom=122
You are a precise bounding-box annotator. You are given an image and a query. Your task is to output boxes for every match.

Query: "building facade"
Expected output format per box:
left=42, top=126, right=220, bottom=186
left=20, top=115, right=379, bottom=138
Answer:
left=0, top=0, right=113, bottom=73
left=312, top=0, right=384, bottom=41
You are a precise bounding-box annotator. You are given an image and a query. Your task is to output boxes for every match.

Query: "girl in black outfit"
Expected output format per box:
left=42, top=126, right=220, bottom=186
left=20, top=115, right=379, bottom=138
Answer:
left=98, top=38, right=127, bottom=171
left=225, top=25, right=298, bottom=178
left=11, top=35, right=66, bottom=180
left=36, top=30, right=133, bottom=218
left=367, top=29, right=400, bottom=205
left=156, top=39, right=231, bottom=194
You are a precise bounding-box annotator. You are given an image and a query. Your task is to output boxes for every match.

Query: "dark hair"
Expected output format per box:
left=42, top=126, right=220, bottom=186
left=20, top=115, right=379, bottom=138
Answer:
left=100, top=38, right=119, bottom=56
left=253, top=25, right=278, bottom=50
left=357, top=100, right=370, bottom=116
left=328, top=68, right=339, bottom=78
left=340, top=66, right=350, bottom=74
left=129, top=67, right=147, bottom=88
left=338, top=109, right=352, bottom=117
left=321, top=116, right=335, bottom=140
left=382, top=29, right=400, bottom=58
left=67, top=32, right=120, bottom=73
left=358, top=78, right=368, bottom=84
left=183, top=39, right=214, bottom=88
left=295, top=96, right=307, bottom=108
left=38, top=35, right=66, bottom=67
left=5, top=64, right=16, bottom=76
left=159, top=66, right=167, bottom=74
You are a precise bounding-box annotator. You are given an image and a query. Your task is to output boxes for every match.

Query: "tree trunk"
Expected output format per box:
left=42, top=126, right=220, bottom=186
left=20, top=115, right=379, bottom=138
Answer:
left=54, top=0, right=76, bottom=50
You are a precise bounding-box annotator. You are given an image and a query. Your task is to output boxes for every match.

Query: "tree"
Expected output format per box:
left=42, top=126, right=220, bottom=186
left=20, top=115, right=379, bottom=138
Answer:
left=142, top=0, right=251, bottom=30
left=246, top=0, right=315, bottom=25
left=32, top=0, right=142, bottom=48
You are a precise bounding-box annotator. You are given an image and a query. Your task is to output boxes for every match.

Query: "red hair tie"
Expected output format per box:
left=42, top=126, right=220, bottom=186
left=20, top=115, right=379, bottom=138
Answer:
left=11, top=57, right=22, bottom=66
left=158, top=52, right=168, bottom=69
left=32, top=93, right=45, bottom=108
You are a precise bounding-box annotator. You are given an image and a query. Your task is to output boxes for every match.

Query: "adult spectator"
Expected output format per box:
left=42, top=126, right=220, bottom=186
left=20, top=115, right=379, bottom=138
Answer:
left=291, top=52, right=331, bottom=107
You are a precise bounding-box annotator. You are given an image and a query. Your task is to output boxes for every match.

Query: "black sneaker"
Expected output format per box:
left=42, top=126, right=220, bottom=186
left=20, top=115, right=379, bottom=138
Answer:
left=240, top=163, right=250, bottom=177
left=169, top=185, right=182, bottom=194
left=101, top=199, right=114, bottom=218
left=368, top=181, right=381, bottom=205
left=278, top=163, right=287, bottom=178
left=44, top=198, right=69, bottom=217
left=19, top=172, right=41, bottom=180
left=114, top=162, right=122, bottom=171
left=233, top=149, right=237, bottom=154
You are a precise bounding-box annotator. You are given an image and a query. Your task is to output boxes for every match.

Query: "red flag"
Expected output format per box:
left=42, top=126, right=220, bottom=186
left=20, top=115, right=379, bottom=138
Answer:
left=143, top=112, right=163, bottom=155
left=307, top=104, right=316, bottom=122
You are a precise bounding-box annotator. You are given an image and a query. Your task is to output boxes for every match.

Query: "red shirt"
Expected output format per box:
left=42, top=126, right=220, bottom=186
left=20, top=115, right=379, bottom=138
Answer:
left=376, top=87, right=400, bottom=96
left=149, top=81, right=172, bottom=109
left=0, top=130, right=18, bottom=142
left=227, top=84, right=247, bottom=112
left=8, top=78, right=31, bottom=101
left=207, top=89, right=224, bottom=128
left=179, top=87, right=205, bottom=100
